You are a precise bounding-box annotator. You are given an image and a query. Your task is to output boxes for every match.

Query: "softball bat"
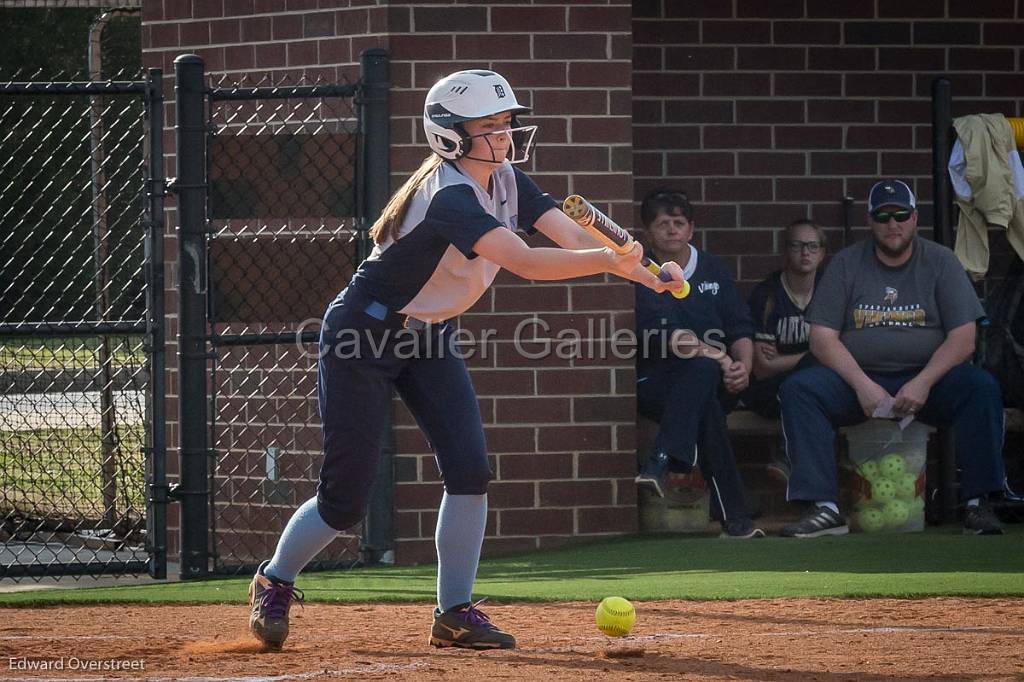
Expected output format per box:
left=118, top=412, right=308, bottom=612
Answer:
left=562, top=194, right=689, bottom=299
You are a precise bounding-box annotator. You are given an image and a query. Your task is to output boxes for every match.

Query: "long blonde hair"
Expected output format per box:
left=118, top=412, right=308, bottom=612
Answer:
left=369, top=154, right=445, bottom=244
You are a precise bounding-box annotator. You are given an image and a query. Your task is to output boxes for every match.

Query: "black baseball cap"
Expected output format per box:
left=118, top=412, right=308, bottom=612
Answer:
left=868, top=179, right=916, bottom=212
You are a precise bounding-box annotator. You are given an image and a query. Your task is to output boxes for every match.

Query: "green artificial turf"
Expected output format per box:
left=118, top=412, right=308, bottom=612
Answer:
left=2, top=526, right=1022, bottom=607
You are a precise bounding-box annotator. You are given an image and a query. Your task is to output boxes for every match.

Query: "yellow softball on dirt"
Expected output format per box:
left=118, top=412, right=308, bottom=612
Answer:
left=595, top=596, right=636, bottom=637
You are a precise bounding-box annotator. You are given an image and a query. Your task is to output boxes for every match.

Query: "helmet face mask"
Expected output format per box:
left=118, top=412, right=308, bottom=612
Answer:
left=460, top=124, right=538, bottom=164
left=423, top=70, right=537, bottom=164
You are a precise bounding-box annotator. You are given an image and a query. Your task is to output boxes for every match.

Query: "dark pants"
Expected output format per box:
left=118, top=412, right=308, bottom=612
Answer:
left=315, top=287, right=491, bottom=531
left=742, top=373, right=785, bottom=419
left=742, top=353, right=818, bottom=419
left=779, top=363, right=1006, bottom=506
left=637, top=356, right=752, bottom=522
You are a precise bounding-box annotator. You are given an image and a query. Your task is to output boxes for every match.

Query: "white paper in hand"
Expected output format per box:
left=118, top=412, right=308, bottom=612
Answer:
left=872, top=395, right=915, bottom=430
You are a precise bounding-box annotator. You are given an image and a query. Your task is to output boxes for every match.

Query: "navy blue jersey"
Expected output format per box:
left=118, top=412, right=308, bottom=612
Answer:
left=636, top=245, right=754, bottom=369
left=747, top=270, right=822, bottom=355
left=349, top=160, right=556, bottom=322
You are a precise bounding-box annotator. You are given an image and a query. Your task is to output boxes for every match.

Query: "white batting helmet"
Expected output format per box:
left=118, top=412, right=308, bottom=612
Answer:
left=423, top=69, right=537, bottom=163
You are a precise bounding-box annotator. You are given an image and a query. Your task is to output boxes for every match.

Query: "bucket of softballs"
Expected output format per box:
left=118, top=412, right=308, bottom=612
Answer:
left=844, top=419, right=934, bottom=532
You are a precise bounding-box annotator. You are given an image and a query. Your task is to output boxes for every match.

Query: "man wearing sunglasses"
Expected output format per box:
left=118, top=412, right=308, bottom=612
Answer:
left=778, top=179, right=1006, bottom=537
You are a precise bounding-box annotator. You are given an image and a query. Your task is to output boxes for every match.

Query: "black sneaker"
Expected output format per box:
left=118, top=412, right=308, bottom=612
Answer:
left=719, top=518, right=766, bottom=539
left=635, top=451, right=671, bottom=498
left=963, top=502, right=1003, bottom=535
left=429, top=599, right=516, bottom=650
left=779, top=506, right=849, bottom=538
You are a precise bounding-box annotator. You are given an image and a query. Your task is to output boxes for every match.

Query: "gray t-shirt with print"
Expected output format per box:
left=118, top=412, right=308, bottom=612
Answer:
left=805, top=236, right=982, bottom=373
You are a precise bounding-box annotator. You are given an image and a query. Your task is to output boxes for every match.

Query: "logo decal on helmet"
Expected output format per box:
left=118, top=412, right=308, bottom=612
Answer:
left=494, top=84, right=506, bottom=98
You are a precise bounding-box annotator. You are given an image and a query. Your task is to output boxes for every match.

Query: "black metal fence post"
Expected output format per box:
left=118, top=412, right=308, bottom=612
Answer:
left=357, top=48, right=390, bottom=261
left=930, top=77, right=964, bottom=524
left=173, top=54, right=211, bottom=578
left=358, top=48, right=393, bottom=563
left=145, top=67, right=168, bottom=580
left=841, top=195, right=854, bottom=248
left=931, top=77, right=952, bottom=248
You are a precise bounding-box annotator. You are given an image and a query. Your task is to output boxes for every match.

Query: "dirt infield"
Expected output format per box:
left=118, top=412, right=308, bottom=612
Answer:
left=1, top=598, right=1022, bottom=680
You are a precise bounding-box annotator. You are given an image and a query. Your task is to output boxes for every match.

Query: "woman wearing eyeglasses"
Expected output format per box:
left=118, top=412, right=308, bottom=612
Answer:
left=743, top=219, right=827, bottom=420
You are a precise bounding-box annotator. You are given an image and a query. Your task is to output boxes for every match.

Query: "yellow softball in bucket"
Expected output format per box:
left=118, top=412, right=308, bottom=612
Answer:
left=595, top=596, right=636, bottom=637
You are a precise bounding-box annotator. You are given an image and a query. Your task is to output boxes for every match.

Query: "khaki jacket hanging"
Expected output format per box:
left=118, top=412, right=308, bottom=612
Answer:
left=949, top=113, right=1024, bottom=280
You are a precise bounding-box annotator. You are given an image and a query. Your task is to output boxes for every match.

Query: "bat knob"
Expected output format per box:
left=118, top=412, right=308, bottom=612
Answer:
left=562, top=194, right=586, bottom=220
left=671, top=280, right=690, bottom=299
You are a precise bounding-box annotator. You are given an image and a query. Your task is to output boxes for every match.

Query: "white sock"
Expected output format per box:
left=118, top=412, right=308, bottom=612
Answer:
left=435, top=492, right=487, bottom=612
left=966, top=497, right=981, bottom=508
left=264, top=497, right=340, bottom=583
left=815, top=501, right=839, bottom=514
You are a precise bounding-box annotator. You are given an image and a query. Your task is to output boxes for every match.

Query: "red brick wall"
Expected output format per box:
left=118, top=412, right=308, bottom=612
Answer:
left=387, top=1, right=637, bottom=564
left=633, top=0, right=1024, bottom=296
left=632, top=0, right=1023, bottom=517
left=143, top=0, right=1024, bottom=564
left=143, top=1, right=639, bottom=567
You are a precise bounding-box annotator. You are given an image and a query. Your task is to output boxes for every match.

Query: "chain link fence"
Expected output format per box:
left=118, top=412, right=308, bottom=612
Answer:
left=1, top=53, right=386, bottom=580
left=0, top=70, right=163, bottom=579
left=206, top=72, right=366, bottom=573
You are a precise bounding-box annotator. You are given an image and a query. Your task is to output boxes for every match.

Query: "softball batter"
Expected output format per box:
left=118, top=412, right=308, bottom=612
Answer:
left=248, top=69, right=685, bottom=651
